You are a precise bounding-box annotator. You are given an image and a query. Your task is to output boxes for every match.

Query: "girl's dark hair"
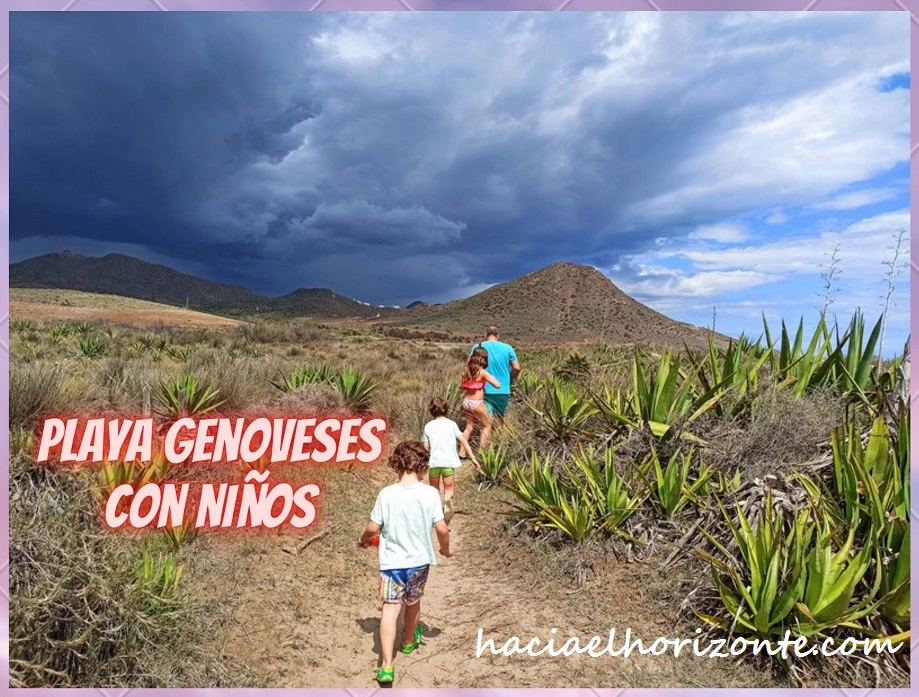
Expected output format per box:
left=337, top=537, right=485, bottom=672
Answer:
left=389, top=441, right=429, bottom=475
left=429, top=397, right=450, bottom=417
left=472, top=346, right=489, bottom=361
left=463, top=353, right=487, bottom=383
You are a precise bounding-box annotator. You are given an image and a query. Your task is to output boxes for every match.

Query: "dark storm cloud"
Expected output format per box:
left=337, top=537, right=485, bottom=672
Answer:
left=10, top=11, right=908, bottom=305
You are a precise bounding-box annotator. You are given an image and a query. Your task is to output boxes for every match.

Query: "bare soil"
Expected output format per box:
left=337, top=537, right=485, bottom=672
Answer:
left=185, top=466, right=775, bottom=689
left=11, top=289, right=241, bottom=329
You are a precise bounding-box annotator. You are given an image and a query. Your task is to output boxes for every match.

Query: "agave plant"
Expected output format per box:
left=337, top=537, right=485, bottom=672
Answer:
left=823, top=311, right=881, bottom=393
left=47, top=323, right=70, bottom=343
left=476, top=443, right=510, bottom=486
left=11, top=319, right=37, bottom=332
left=154, top=375, right=225, bottom=418
left=135, top=552, right=186, bottom=615
left=594, top=352, right=726, bottom=442
left=162, top=516, right=198, bottom=550
left=527, top=379, right=598, bottom=441
left=569, top=447, right=644, bottom=536
left=335, top=368, right=378, bottom=412
left=638, top=447, right=713, bottom=517
left=554, top=352, right=591, bottom=382
left=698, top=495, right=878, bottom=638
left=763, top=314, right=836, bottom=397
left=78, top=336, right=109, bottom=358
left=514, top=373, right=544, bottom=400
left=98, top=453, right=170, bottom=494
left=271, top=364, right=336, bottom=392
left=506, top=453, right=595, bottom=544
left=164, top=344, right=196, bottom=361
left=685, top=333, right=770, bottom=417
left=73, top=321, right=93, bottom=336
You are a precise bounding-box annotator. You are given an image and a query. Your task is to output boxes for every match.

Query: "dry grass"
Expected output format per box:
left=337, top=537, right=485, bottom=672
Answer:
left=7, top=313, right=908, bottom=689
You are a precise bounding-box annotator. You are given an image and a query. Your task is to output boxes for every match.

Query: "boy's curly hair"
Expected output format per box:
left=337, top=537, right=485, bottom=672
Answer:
left=389, top=440, right=429, bottom=475
left=429, top=397, right=449, bottom=418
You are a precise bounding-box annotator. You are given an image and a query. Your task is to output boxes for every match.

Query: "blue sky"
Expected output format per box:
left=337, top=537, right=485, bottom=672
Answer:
left=10, top=11, right=910, bottom=352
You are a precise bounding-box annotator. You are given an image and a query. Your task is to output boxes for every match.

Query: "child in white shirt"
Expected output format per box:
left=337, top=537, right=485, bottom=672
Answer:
left=422, top=397, right=479, bottom=522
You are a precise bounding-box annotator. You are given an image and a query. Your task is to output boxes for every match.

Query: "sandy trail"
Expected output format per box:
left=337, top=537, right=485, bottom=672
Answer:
left=191, top=472, right=770, bottom=689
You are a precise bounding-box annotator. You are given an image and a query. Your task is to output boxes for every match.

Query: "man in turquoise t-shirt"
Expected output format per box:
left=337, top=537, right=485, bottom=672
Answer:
left=470, top=326, right=521, bottom=417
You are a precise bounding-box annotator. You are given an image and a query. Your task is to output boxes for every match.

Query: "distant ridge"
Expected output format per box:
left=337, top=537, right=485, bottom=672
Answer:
left=10, top=252, right=390, bottom=319
left=11, top=252, right=720, bottom=348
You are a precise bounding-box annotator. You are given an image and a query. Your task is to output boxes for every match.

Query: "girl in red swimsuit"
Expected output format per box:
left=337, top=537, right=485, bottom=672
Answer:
left=460, top=352, right=501, bottom=455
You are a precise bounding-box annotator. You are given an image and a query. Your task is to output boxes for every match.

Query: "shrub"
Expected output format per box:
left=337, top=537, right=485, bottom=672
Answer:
left=10, top=363, right=71, bottom=428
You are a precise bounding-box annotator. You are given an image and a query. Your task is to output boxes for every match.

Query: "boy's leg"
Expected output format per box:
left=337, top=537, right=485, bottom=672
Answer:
left=380, top=601, right=402, bottom=668
left=403, top=600, right=421, bottom=646
left=429, top=472, right=441, bottom=491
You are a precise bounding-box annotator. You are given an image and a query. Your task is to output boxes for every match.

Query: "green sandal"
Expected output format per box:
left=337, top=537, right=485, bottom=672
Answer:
left=400, top=625, right=424, bottom=654
left=375, top=667, right=394, bottom=684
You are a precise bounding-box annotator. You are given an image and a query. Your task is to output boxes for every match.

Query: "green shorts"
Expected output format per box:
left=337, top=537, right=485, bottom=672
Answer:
left=429, top=467, right=455, bottom=478
left=485, top=393, right=510, bottom=417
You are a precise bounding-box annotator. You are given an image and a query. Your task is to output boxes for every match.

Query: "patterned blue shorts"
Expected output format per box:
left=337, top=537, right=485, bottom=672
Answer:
left=379, top=565, right=430, bottom=605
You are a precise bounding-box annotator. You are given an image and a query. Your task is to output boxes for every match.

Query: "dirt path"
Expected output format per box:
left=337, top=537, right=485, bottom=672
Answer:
left=188, top=471, right=774, bottom=689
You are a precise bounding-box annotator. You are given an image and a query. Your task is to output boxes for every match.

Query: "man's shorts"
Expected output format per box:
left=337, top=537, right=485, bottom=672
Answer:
left=484, top=393, right=510, bottom=417
left=379, top=565, right=430, bottom=605
left=429, top=466, right=455, bottom=478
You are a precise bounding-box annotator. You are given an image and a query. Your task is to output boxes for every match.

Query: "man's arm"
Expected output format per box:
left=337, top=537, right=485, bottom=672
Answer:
left=359, top=521, right=381, bottom=548
left=510, top=359, right=521, bottom=380
left=434, top=519, right=451, bottom=557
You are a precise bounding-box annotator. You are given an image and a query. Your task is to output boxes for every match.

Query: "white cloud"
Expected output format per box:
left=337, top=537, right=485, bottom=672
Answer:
left=613, top=264, right=780, bottom=299
left=688, top=223, right=750, bottom=243
left=811, top=187, right=899, bottom=210
left=765, top=210, right=789, bottom=225
left=660, top=210, right=909, bottom=277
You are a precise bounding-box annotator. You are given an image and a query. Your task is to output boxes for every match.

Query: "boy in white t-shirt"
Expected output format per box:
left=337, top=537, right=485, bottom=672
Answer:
left=422, top=397, right=480, bottom=522
left=359, top=441, right=451, bottom=686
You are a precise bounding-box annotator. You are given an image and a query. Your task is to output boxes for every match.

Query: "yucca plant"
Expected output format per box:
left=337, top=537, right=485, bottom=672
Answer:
left=763, top=314, right=840, bottom=397
left=527, top=380, right=598, bottom=441
left=271, top=364, right=336, bottom=392
left=476, top=443, right=510, bottom=486
left=154, top=375, right=225, bottom=418
left=73, top=322, right=93, bottom=336
left=78, top=336, right=109, bottom=358
left=570, top=447, right=644, bottom=536
left=335, top=368, right=378, bottom=412
left=638, top=447, right=713, bottom=517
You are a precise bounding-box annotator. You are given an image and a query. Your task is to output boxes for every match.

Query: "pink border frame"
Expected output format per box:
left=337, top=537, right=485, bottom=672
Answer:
left=0, top=1, right=914, bottom=694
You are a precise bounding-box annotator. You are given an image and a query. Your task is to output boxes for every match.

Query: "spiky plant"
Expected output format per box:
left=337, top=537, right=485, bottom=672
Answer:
left=527, top=379, right=598, bottom=442
left=335, top=368, right=378, bottom=412
left=154, top=375, right=225, bottom=418
left=77, top=336, right=109, bottom=358
left=271, top=364, right=336, bottom=392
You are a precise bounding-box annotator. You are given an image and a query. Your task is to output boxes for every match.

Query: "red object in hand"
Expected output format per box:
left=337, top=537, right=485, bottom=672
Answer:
left=371, top=534, right=380, bottom=547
